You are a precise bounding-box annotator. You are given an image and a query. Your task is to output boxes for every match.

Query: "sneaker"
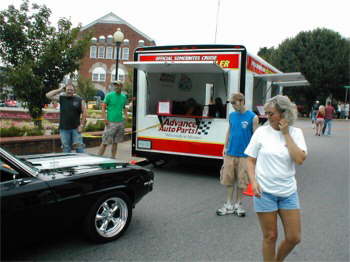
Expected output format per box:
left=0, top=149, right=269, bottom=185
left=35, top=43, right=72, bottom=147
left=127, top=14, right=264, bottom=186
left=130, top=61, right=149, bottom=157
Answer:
left=216, top=202, right=234, bottom=216
left=234, top=203, right=246, bottom=217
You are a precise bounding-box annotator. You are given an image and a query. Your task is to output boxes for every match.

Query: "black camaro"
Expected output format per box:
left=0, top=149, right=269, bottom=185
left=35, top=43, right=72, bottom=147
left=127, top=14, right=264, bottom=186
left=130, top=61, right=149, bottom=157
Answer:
left=0, top=147, right=153, bottom=245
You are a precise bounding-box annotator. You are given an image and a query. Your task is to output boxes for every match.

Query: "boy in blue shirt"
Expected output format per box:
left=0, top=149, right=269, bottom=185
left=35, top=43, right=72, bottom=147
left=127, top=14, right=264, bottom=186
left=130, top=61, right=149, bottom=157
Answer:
left=217, top=93, right=258, bottom=217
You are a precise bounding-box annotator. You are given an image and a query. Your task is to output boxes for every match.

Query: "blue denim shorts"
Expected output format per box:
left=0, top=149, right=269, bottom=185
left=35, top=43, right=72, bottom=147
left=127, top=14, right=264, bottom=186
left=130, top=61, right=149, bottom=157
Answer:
left=254, top=191, right=300, bottom=212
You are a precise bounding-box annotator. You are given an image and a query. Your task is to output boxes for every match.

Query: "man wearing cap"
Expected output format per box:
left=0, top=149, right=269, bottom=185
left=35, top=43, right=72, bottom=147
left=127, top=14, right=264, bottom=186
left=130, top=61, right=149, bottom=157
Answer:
left=98, top=81, right=128, bottom=158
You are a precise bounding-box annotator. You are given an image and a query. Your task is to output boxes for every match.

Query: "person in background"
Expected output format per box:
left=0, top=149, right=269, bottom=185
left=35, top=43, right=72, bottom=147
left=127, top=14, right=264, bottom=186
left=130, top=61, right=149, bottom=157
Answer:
left=185, top=98, right=202, bottom=116
left=245, top=95, right=307, bottom=262
left=209, top=97, right=226, bottom=118
left=336, top=102, right=341, bottom=119
left=315, top=105, right=325, bottom=136
left=323, top=102, right=335, bottom=136
left=216, top=93, right=258, bottom=217
left=311, top=100, right=319, bottom=129
left=46, top=84, right=87, bottom=153
left=98, top=81, right=128, bottom=159
left=340, top=102, right=345, bottom=119
left=344, top=102, right=349, bottom=120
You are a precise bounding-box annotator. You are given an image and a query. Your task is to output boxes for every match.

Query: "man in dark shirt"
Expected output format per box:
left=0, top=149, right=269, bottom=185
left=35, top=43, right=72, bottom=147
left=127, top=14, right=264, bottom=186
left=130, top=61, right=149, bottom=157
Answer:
left=46, top=84, right=87, bottom=152
left=323, top=102, right=335, bottom=136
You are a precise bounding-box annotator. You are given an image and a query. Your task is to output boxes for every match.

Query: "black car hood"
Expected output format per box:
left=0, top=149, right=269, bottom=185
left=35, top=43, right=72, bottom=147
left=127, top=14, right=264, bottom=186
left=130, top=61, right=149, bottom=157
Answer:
left=20, top=153, right=128, bottom=179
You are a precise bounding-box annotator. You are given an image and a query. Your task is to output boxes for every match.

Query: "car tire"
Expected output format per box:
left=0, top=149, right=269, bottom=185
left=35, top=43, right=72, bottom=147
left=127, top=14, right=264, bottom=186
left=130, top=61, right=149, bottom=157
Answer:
left=84, top=192, right=132, bottom=243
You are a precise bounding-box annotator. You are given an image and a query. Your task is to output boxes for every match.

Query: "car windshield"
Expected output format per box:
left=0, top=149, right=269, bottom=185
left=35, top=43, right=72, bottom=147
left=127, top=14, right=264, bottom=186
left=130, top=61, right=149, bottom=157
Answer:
left=0, top=147, right=39, bottom=176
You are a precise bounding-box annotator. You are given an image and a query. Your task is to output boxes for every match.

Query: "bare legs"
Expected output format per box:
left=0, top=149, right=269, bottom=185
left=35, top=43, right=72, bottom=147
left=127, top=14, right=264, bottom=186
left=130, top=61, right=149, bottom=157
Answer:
left=226, top=185, right=234, bottom=203
left=98, top=143, right=118, bottom=158
left=315, top=120, right=324, bottom=136
left=225, top=184, right=243, bottom=204
left=276, top=209, right=301, bottom=261
left=257, top=209, right=301, bottom=262
left=111, top=143, right=118, bottom=159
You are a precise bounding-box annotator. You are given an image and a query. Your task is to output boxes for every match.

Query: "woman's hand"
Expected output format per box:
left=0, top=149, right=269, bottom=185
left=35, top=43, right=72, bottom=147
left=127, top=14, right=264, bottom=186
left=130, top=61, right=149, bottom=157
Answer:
left=252, top=181, right=262, bottom=197
left=279, top=119, right=289, bottom=135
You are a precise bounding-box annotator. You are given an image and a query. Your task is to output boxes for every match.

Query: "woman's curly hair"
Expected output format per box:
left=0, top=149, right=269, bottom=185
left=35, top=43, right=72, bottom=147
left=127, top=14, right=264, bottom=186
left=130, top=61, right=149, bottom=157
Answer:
left=264, top=95, right=298, bottom=125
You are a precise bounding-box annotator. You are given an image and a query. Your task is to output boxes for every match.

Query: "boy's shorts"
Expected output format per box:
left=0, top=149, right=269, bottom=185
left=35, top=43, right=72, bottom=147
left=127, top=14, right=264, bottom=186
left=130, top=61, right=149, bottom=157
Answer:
left=254, top=191, right=300, bottom=212
left=220, top=155, right=249, bottom=189
left=101, top=122, right=125, bottom=144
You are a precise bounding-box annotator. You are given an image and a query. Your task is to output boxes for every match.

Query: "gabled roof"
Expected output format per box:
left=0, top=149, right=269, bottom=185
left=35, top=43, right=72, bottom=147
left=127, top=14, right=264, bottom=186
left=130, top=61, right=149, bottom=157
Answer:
left=80, top=12, right=154, bottom=42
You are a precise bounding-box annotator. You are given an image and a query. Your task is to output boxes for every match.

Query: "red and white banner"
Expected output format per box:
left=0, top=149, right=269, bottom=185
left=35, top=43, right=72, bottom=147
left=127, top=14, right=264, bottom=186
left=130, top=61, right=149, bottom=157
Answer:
left=140, top=53, right=240, bottom=69
left=247, top=55, right=277, bottom=74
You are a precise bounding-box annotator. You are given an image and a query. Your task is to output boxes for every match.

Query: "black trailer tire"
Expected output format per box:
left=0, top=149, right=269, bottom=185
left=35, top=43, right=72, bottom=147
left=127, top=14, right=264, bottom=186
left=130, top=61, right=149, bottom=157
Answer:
left=84, top=192, right=132, bottom=243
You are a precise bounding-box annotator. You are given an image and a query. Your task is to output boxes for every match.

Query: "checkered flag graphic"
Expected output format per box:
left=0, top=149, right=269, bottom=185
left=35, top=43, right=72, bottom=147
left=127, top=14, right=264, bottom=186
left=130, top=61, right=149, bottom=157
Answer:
left=197, top=121, right=212, bottom=135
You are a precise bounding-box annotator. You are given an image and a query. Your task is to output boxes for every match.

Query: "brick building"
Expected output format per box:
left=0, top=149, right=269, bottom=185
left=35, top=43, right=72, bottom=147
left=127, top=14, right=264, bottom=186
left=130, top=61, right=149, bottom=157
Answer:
left=78, top=12, right=155, bottom=94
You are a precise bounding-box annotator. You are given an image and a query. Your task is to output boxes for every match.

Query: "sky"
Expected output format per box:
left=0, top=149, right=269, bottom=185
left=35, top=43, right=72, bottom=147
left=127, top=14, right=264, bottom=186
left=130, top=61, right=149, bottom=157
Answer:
left=1, top=0, right=349, bottom=55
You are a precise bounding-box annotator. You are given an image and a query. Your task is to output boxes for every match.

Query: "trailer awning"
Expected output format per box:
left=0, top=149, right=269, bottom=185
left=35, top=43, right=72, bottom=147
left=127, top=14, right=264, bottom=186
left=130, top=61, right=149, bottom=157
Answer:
left=254, top=72, right=309, bottom=87
left=124, top=61, right=226, bottom=73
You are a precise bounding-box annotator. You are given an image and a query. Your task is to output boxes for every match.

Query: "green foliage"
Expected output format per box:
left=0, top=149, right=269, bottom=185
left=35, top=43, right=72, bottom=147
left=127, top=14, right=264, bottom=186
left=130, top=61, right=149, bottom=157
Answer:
left=24, top=127, right=44, bottom=136
left=0, top=126, right=26, bottom=137
left=125, top=118, right=132, bottom=129
left=258, top=47, right=276, bottom=63
left=0, top=0, right=91, bottom=125
left=258, top=28, right=350, bottom=106
left=123, top=68, right=134, bottom=102
left=0, top=125, right=45, bottom=137
left=76, top=75, right=98, bottom=103
left=84, top=120, right=105, bottom=132
left=51, top=128, right=60, bottom=135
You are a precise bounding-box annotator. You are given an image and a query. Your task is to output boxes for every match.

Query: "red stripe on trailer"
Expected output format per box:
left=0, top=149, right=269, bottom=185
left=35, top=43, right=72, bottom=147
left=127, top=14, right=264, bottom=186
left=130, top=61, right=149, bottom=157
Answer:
left=138, top=137, right=224, bottom=157
left=247, top=56, right=277, bottom=74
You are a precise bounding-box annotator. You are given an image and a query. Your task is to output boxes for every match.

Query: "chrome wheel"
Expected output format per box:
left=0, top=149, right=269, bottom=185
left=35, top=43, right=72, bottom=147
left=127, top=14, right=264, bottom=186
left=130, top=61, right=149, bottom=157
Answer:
left=94, top=197, right=128, bottom=238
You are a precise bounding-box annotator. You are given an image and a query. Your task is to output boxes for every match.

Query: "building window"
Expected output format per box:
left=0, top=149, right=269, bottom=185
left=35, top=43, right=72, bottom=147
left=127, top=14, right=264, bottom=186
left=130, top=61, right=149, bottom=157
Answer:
left=98, top=46, right=105, bottom=59
left=90, top=46, right=97, bottom=58
left=106, top=47, right=113, bottom=59
left=122, top=47, right=129, bottom=60
left=92, top=67, right=106, bottom=82
left=111, top=68, right=125, bottom=82
left=114, top=47, right=122, bottom=59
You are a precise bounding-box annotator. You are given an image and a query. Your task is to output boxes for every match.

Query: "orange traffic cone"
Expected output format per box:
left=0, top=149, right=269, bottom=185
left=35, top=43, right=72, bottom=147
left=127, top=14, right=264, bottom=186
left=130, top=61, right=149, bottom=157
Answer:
left=243, top=183, right=254, bottom=196
left=129, top=160, right=138, bottom=165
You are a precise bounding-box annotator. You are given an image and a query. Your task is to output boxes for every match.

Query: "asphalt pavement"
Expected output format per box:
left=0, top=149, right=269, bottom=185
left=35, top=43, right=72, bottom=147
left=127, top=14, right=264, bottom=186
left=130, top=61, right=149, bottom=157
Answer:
left=4, top=119, right=350, bottom=261
left=85, top=139, right=145, bottom=164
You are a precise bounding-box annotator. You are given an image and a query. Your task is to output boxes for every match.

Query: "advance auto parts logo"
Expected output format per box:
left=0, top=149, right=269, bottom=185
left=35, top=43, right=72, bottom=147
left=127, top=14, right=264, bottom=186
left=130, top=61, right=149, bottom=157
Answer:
left=159, top=119, right=212, bottom=136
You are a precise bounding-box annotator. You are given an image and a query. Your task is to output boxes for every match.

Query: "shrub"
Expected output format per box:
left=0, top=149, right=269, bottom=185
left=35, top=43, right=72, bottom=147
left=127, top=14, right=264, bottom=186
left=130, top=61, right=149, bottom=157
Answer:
left=51, top=128, right=60, bottom=135
left=0, top=126, right=26, bottom=137
left=25, top=127, right=44, bottom=136
left=84, top=120, right=105, bottom=132
left=125, top=118, right=132, bottom=128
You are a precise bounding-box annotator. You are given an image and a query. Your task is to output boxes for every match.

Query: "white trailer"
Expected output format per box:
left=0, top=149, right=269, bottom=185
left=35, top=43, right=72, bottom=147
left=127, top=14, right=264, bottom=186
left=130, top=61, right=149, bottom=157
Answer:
left=125, top=45, right=308, bottom=161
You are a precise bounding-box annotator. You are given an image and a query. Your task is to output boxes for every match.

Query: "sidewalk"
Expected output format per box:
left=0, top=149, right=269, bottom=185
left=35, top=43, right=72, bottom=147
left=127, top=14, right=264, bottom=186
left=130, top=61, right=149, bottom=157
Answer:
left=85, top=139, right=146, bottom=163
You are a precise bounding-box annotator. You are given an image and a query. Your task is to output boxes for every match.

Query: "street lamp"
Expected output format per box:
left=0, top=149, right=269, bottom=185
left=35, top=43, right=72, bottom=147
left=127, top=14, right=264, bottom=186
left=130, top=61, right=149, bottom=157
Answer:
left=113, top=28, right=124, bottom=83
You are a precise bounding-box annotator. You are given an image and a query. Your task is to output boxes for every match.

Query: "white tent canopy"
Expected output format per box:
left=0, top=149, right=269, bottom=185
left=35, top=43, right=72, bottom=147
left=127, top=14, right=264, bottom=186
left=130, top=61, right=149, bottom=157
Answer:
left=254, top=72, right=309, bottom=87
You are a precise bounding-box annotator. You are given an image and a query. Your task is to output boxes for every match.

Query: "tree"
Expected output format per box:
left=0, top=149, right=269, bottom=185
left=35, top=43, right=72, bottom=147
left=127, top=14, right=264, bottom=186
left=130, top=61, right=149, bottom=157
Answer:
left=0, top=0, right=91, bottom=126
left=258, top=46, right=276, bottom=63
left=76, top=75, right=97, bottom=107
left=258, top=28, right=350, bottom=107
left=123, top=68, right=134, bottom=103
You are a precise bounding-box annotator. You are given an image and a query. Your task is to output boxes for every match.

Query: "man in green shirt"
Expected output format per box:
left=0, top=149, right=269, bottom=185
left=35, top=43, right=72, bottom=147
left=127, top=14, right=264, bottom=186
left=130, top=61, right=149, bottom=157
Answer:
left=98, top=81, right=128, bottom=158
